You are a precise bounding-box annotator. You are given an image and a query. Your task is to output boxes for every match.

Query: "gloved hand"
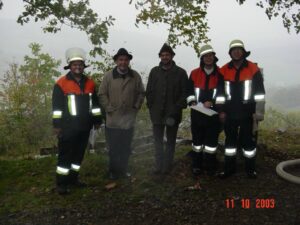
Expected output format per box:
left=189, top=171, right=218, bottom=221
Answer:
left=253, top=113, right=264, bottom=122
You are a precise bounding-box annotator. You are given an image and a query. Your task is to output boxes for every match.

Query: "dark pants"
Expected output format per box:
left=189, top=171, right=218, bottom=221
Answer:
left=56, top=130, right=90, bottom=186
left=152, top=124, right=179, bottom=172
left=191, top=111, right=220, bottom=171
left=105, top=127, right=134, bottom=176
left=224, top=117, right=257, bottom=173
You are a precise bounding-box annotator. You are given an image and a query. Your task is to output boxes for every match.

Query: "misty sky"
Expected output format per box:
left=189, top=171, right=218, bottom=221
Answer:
left=0, top=0, right=299, bottom=88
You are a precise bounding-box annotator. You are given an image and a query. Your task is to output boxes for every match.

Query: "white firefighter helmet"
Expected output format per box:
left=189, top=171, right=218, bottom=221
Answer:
left=228, top=39, right=250, bottom=57
left=199, top=44, right=215, bottom=58
left=229, top=39, right=245, bottom=51
left=65, top=47, right=86, bottom=64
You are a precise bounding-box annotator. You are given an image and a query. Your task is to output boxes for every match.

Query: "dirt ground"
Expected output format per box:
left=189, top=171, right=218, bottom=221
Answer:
left=1, top=142, right=299, bottom=225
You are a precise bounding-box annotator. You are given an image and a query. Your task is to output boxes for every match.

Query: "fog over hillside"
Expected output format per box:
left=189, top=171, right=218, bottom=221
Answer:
left=266, top=85, right=300, bottom=111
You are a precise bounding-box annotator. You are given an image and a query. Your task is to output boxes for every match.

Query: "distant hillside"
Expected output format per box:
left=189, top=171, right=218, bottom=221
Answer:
left=267, top=85, right=300, bottom=111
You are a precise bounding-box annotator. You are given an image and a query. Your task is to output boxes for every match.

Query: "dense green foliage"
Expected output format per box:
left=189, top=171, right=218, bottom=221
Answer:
left=17, top=0, right=114, bottom=57
left=132, top=0, right=300, bottom=55
left=0, top=43, right=60, bottom=155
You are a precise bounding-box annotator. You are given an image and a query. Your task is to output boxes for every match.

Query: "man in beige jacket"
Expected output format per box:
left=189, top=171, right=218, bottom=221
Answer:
left=98, top=48, right=145, bottom=179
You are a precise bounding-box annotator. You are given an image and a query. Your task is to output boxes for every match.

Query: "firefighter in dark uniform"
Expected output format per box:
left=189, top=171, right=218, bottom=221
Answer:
left=52, top=48, right=102, bottom=194
left=218, top=39, right=265, bottom=179
left=186, top=44, right=224, bottom=176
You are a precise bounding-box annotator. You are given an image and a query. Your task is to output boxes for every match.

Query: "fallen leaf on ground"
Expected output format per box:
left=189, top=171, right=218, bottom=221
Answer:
left=105, top=182, right=117, bottom=190
left=185, top=182, right=202, bottom=191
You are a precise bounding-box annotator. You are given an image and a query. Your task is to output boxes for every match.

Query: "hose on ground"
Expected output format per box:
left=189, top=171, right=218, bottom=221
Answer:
left=276, top=159, right=300, bottom=185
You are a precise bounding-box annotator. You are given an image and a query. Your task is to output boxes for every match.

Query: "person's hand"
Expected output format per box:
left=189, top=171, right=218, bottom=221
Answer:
left=203, top=101, right=212, bottom=108
left=53, top=128, right=62, bottom=136
left=219, top=112, right=226, bottom=123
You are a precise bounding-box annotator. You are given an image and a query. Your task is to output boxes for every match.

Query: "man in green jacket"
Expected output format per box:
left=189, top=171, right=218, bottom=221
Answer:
left=146, top=43, right=188, bottom=175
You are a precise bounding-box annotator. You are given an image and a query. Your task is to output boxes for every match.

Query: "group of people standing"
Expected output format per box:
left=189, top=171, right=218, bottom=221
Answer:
left=52, top=39, right=265, bottom=195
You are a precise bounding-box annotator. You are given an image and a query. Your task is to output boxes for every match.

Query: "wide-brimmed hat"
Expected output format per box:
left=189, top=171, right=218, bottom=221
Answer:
left=113, top=48, right=133, bottom=61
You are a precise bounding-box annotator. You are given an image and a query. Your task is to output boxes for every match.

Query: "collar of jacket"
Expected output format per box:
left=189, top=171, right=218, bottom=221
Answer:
left=201, top=65, right=219, bottom=76
left=66, top=71, right=87, bottom=82
left=112, top=67, right=133, bottom=79
left=228, top=59, right=248, bottom=69
left=159, top=60, right=176, bottom=71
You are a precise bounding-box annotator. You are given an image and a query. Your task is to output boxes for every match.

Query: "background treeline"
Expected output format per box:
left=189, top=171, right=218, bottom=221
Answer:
left=0, top=44, right=299, bottom=156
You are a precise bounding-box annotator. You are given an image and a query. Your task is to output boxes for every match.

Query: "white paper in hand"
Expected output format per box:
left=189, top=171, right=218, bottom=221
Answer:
left=190, top=102, right=218, bottom=116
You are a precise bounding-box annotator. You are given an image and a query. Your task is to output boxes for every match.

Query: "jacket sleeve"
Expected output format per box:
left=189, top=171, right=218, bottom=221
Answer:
left=175, top=70, right=188, bottom=109
left=91, top=89, right=102, bottom=125
left=186, top=72, right=196, bottom=106
left=98, top=74, right=110, bottom=112
left=145, top=69, right=154, bottom=109
left=52, top=83, right=64, bottom=129
left=134, top=73, right=145, bottom=110
left=252, top=70, right=265, bottom=102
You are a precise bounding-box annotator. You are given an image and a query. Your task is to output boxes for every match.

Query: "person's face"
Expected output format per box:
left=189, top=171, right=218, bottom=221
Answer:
left=202, top=52, right=215, bottom=66
left=115, top=55, right=130, bottom=71
left=159, top=52, right=173, bottom=65
left=230, top=47, right=244, bottom=61
left=70, top=60, right=85, bottom=75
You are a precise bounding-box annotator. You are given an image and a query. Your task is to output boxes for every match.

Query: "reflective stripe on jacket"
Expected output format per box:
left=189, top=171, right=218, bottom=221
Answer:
left=52, top=72, right=102, bottom=131
left=220, top=60, right=265, bottom=119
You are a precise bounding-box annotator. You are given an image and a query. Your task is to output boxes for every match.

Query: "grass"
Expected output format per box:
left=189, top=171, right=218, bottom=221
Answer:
left=0, top=129, right=299, bottom=223
left=259, top=128, right=300, bottom=156
left=0, top=146, right=191, bottom=216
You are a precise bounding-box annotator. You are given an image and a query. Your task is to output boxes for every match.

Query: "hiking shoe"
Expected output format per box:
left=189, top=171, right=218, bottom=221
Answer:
left=218, top=171, right=235, bottom=179
left=192, top=168, right=202, bottom=176
left=57, top=185, right=70, bottom=195
left=247, top=171, right=257, bottom=179
left=71, top=180, right=87, bottom=188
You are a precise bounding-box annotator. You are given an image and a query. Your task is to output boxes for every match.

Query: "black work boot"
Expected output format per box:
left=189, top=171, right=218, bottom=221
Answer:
left=245, top=158, right=257, bottom=179
left=153, top=150, right=164, bottom=175
left=204, top=153, right=217, bottom=176
left=56, top=185, right=70, bottom=195
left=192, top=152, right=203, bottom=176
left=68, top=170, right=87, bottom=187
left=56, top=174, right=70, bottom=195
left=218, top=156, right=236, bottom=179
left=108, top=171, right=119, bottom=180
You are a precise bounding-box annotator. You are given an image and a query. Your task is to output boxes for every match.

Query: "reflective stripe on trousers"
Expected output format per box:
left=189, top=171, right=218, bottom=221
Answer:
left=204, top=145, right=217, bottom=154
left=225, top=148, right=237, bottom=156
left=56, top=166, right=70, bottom=175
left=192, top=144, right=202, bottom=153
left=243, top=148, right=256, bottom=158
left=71, top=164, right=81, bottom=172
